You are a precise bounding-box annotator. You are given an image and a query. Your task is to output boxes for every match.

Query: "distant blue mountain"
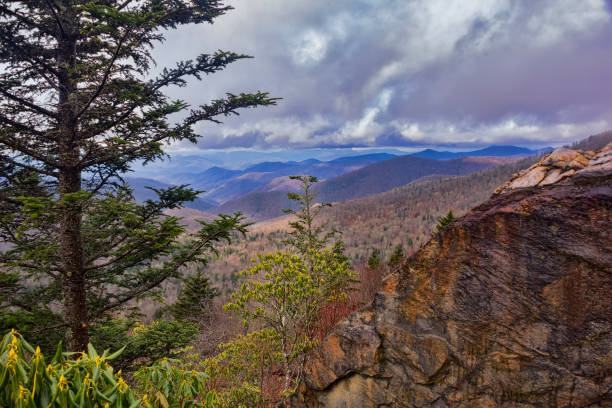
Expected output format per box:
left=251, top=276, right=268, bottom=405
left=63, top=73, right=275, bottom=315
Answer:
left=244, top=158, right=323, bottom=173
left=131, top=153, right=401, bottom=208
left=195, top=166, right=242, bottom=186
left=244, top=161, right=301, bottom=173
left=182, top=153, right=397, bottom=204
left=329, top=153, right=396, bottom=163
left=411, top=145, right=551, bottom=160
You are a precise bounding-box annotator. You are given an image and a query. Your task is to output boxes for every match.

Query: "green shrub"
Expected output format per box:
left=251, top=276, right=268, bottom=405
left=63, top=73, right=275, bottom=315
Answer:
left=91, top=319, right=199, bottom=370
left=203, top=329, right=282, bottom=407
left=435, top=210, right=458, bottom=232
left=0, top=330, right=217, bottom=408
left=134, top=358, right=217, bottom=408
left=0, top=329, right=139, bottom=408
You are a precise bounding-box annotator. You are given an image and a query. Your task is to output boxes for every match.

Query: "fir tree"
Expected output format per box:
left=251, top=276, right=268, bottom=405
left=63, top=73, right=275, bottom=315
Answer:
left=387, top=244, right=404, bottom=268
left=332, top=241, right=350, bottom=267
left=367, top=248, right=382, bottom=269
left=283, top=175, right=336, bottom=269
left=0, top=0, right=277, bottom=352
left=171, top=270, right=221, bottom=324
left=436, top=210, right=458, bottom=232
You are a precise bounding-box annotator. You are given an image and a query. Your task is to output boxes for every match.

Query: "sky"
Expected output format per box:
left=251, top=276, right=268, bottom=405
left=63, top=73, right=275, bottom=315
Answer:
left=151, top=0, right=612, bottom=153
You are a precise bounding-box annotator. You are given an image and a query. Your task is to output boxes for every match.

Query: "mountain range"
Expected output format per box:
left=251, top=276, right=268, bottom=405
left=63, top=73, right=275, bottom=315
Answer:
left=127, top=144, right=558, bottom=215
left=129, top=153, right=397, bottom=207
left=411, top=145, right=551, bottom=159
left=213, top=156, right=516, bottom=221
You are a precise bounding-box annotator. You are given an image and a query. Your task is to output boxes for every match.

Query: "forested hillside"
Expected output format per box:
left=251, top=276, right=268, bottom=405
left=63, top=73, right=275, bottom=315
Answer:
left=191, top=153, right=397, bottom=203
left=316, top=155, right=511, bottom=202
left=570, top=130, right=612, bottom=151
left=205, top=155, right=541, bottom=295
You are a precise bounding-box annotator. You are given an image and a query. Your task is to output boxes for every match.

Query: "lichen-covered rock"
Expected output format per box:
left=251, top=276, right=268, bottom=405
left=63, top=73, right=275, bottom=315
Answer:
left=495, top=143, right=612, bottom=193
left=287, top=145, right=612, bottom=407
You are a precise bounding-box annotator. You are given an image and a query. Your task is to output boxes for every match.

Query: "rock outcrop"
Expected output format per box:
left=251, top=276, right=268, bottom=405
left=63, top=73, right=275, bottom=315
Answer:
left=288, top=144, right=612, bottom=407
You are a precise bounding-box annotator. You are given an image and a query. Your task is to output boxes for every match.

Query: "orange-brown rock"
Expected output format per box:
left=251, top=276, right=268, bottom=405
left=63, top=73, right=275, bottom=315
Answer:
left=287, top=144, right=612, bottom=407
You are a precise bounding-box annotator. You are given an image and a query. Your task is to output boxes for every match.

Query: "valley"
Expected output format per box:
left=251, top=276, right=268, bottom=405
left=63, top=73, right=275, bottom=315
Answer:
left=197, top=155, right=542, bottom=296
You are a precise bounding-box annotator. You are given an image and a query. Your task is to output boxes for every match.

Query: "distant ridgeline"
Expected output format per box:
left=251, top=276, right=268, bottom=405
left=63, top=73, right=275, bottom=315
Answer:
left=129, top=134, right=611, bottom=220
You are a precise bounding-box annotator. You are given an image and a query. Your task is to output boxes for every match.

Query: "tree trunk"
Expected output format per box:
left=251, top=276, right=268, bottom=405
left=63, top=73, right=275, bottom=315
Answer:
left=57, top=11, right=89, bottom=352
left=59, top=169, right=88, bottom=352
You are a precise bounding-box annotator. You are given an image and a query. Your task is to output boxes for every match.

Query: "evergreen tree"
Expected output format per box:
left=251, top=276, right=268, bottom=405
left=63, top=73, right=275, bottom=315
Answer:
left=436, top=210, right=458, bottom=232
left=171, top=270, right=221, bottom=324
left=387, top=244, right=404, bottom=268
left=0, top=0, right=277, bottom=352
left=283, top=175, right=336, bottom=269
left=367, top=248, right=382, bottom=269
left=332, top=240, right=350, bottom=267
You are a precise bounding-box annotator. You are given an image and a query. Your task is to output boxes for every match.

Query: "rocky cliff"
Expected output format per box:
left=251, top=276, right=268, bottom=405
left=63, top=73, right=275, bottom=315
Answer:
left=288, top=144, right=612, bottom=407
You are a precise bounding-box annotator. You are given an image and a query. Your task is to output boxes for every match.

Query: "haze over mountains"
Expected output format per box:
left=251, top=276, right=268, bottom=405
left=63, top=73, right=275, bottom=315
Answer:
left=129, top=152, right=397, bottom=206
left=216, top=156, right=512, bottom=221
left=127, top=144, right=555, bottom=218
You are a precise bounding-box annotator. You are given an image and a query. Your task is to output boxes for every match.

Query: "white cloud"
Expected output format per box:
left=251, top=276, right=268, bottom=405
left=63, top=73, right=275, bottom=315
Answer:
left=526, top=0, right=610, bottom=46
left=391, top=118, right=611, bottom=146
left=365, top=0, right=609, bottom=94
left=333, top=88, right=394, bottom=144
left=217, top=115, right=332, bottom=148
left=291, top=30, right=329, bottom=66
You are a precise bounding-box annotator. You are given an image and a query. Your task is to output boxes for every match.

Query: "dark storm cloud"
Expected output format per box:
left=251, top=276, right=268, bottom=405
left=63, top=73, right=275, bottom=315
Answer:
left=153, top=0, right=612, bottom=150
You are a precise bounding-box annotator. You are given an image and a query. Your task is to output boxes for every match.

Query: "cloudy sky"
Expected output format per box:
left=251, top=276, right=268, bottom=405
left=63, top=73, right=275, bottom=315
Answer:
left=153, top=0, right=612, bottom=152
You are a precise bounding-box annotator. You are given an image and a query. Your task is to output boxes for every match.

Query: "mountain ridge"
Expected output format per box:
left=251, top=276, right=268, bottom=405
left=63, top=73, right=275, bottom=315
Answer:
left=212, top=155, right=519, bottom=221
left=411, top=145, right=551, bottom=160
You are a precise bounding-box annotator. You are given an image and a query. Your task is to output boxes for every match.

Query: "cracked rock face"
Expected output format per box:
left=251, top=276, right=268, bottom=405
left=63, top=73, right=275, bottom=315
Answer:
left=287, top=145, right=612, bottom=407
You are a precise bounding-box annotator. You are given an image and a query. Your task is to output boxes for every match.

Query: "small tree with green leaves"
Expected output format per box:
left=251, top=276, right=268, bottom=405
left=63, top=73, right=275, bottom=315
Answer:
left=387, top=244, right=404, bottom=268
left=331, top=240, right=350, bottom=267
left=224, top=250, right=353, bottom=394
left=213, top=175, right=355, bottom=402
left=367, top=248, right=382, bottom=269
